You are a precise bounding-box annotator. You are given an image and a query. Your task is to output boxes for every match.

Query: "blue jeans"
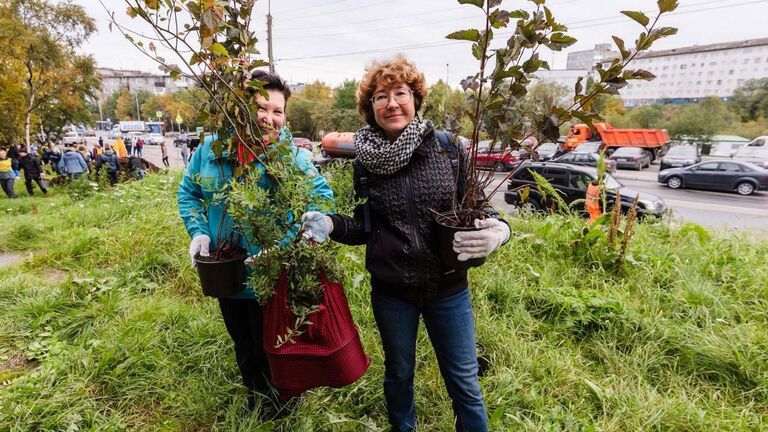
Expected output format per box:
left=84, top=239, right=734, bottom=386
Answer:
left=371, top=288, right=488, bottom=432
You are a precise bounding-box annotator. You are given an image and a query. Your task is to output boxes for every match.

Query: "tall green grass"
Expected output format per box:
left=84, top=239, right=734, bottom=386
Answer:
left=0, top=173, right=766, bottom=431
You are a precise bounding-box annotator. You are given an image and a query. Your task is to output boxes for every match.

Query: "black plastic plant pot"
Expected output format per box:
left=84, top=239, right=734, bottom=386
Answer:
left=434, top=212, right=486, bottom=270
left=195, top=253, right=248, bottom=298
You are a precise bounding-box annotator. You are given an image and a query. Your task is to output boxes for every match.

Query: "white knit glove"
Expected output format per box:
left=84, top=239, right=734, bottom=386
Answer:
left=453, top=218, right=510, bottom=261
left=300, top=211, right=333, bottom=243
left=189, top=234, right=210, bottom=266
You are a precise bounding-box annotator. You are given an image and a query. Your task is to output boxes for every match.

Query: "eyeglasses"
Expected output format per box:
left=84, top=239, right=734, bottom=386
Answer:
left=370, top=89, right=413, bottom=109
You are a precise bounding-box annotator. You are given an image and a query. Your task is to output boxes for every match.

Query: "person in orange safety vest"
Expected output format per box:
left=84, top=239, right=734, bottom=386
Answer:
left=586, top=180, right=602, bottom=223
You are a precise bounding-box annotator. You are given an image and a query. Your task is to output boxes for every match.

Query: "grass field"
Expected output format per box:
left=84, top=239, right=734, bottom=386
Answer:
left=0, top=172, right=766, bottom=431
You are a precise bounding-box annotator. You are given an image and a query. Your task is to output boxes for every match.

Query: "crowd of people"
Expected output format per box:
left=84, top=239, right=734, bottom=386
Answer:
left=0, top=137, right=156, bottom=198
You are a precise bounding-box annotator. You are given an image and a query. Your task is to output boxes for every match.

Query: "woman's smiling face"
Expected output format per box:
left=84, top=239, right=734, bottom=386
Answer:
left=372, top=84, right=416, bottom=142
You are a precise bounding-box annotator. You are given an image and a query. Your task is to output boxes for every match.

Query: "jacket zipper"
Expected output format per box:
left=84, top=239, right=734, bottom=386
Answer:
left=403, top=169, right=424, bottom=303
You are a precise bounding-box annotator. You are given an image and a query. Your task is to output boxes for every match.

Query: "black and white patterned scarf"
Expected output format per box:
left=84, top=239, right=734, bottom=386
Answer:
left=354, top=117, right=432, bottom=175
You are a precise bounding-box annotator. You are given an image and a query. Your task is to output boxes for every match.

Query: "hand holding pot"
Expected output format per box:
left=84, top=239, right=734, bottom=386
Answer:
left=189, top=234, right=211, bottom=266
left=452, top=218, right=510, bottom=261
left=300, top=211, right=333, bottom=243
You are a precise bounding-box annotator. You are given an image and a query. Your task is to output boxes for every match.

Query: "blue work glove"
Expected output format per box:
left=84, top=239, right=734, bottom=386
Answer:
left=300, top=211, right=333, bottom=243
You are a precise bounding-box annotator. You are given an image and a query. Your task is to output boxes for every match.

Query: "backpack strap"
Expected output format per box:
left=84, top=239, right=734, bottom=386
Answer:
left=353, top=159, right=371, bottom=234
left=434, top=130, right=465, bottom=200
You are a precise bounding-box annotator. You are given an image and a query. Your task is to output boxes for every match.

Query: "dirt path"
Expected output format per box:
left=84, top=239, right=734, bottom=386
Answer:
left=0, top=253, right=23, bottom=269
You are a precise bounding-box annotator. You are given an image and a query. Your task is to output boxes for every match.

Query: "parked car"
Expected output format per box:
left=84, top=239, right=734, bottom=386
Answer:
left=572, top=142, right=602, bottom=153
left=659, top=145, right=701, bottom=171
left=147, top=132, right=165, bottom=145
left=83, top=129, right=96, bottom=137
left=61, top=131, right=84, bottom=146
left=552, top=152, right=617, bottom=173
left=472, top=142, right=520, bottom=171
left=320, top=132, right=355, bottom=158
left=173, top=132, right=198, bottom=148
left=608, top=147, right=652, bottom=170
left=658, top=160, right=768, bottom=195
left=505, top=161, right=667, bottom=218
left=534, top=142, right=560, bottom=161
left=293, top=137, right=313, bottom=153
left=732, top=145, right=768, bottom=169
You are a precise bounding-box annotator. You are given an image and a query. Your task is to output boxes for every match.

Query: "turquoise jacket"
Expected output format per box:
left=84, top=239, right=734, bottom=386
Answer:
left=177, top=130, right=334, bottom=299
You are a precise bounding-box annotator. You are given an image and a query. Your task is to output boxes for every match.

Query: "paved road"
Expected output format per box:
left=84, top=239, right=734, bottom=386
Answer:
left=487, top=161, right=768, bottom=235
left=85, top=134, right=188, bottom=170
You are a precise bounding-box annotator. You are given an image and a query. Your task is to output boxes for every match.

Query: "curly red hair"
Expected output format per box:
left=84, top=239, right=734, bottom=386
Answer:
left=356, top=55, right=428, bottom=127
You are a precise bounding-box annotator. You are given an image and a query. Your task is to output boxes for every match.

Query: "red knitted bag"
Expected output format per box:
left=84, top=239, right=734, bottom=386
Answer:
left=263, top=270, right=370, bottom=400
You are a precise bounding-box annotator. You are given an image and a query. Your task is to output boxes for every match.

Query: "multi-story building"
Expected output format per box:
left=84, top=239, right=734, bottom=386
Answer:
left=567, top=43, right=620, bottom=70
left=97, top=67, right=193, bottom=99
left=622, top=37, right=768, bottom=106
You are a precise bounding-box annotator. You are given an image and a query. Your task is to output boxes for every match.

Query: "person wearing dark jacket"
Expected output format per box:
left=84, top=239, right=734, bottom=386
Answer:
left=7, top=144, right=20, bottom=178
left=128, top=155, right=145, bottom=179
left=17, top=148, right=47, bottom=195
left=0, top=149, right=17, bottom=198
left=48, top=145, right=63, bottom=175
left=99, top=144, right=119, bottom=185
left=301, top=56, right=509, bottom=432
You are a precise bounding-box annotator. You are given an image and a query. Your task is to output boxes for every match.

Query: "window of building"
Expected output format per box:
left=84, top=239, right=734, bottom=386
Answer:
left=728, top=69, right=734, bottom=75
left=717, top=79, right=722, bottom=85
left=742, top=58, right=749, bottom=64
left=756, top=58, right=762, bottom=63
left=709, top=62, right=717, bottom=66
left=707, top=80, right=712, bottom=84
left=696, top=81, right=701, bottom=85
left=680, top=64, right=687, bottom=69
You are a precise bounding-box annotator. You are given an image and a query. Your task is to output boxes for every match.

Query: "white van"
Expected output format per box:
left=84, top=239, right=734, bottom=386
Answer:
left=108, top=125, right=123, bottom=139
left=745, top=136, right=768, bottom=148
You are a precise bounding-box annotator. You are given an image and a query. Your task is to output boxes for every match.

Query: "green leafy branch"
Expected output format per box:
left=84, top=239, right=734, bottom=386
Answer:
left=447, top=0, right=679, bottom=224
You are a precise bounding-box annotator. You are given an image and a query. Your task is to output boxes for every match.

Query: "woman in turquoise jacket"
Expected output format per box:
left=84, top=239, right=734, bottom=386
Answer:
left=177, top=71, right=333, bottom=411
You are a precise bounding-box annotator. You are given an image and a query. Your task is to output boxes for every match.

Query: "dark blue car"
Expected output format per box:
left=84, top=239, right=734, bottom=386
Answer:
left=658, top=160, right=768, bottom=195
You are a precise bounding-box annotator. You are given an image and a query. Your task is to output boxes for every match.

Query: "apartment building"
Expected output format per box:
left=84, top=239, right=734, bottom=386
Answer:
left=622, top=38, right=768, bottom=106
left=97, top=67, right=193, bottom=98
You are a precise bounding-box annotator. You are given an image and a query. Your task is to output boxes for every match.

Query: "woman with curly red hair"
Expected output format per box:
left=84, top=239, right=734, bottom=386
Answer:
left=302, top=55, right=509, bottom=431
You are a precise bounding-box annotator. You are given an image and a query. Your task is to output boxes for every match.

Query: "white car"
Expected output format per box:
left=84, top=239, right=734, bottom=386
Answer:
left=147, top=133, right=164, bottom=145
left=732, top=146, right=768, bottom=169
left=61, top=131, right=83, bottom=146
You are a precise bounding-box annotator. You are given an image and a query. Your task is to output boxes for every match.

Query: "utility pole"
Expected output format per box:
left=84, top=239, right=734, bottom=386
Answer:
left=134, top=91, right=141, bottom=121
left=446, top=63, right=450, bottom=85
left=267, top=0, right=275, bottom=73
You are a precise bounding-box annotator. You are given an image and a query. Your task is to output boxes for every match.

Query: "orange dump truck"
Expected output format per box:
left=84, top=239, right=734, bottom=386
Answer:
left=565, top=122, right=670, bottom=159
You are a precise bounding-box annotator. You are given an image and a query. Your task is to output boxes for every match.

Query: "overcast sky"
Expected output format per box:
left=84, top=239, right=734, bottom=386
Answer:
left=80, top=0, right=768, bottom=88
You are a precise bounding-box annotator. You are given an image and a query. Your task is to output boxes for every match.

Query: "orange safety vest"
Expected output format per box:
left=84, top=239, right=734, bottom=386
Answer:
left=586, top=182, right=602, bottom=223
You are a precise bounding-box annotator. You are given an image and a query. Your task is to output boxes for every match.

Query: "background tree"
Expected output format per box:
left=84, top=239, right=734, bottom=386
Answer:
left=331, top=79, right=364, bottom=132
left=37, top=55, right=100, bottom=142
left=664, top=96, right=736, bottom=142
left=333, top=79, right=358, bottom=110
left=0, top=58, right=26, bottom=144
left=300, top=81, right=333, bottom=102
left=0, top=0, right=96, bottom=150
left=730, top=78, right=768, bottom=122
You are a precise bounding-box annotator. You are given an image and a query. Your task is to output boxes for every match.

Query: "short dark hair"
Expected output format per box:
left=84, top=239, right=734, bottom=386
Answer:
left=248, top=70, right=291, bottom=103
